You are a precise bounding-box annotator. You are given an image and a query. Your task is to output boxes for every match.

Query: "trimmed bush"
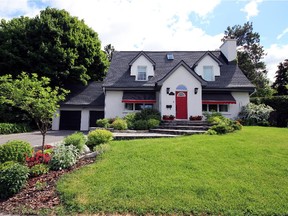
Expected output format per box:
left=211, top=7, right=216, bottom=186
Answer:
left=111, top=118, right=128, bottom=130
left=0, top=123, right=32, bottom=134
left=0, top=161, right=29, bottom=199
left=135, top=109, right=161, bottom=121
left=63, top=132, right=86, bottom=152
left=86, top=129, right=113, bottom=150
left=238, top=103, right=273, bottom=126
left=133, top=120, right=149, bottom=130
left=204, top=112, right=242, bottom=135
left=147, top=119, right=160, bottom=129
left=0, top=140, right=33, bottom=164
left=49, top=144, right=79, bottom=171
left=124, top=113, right=136, bottom=129
left=96, top=118, right=110, bottom=128
left=29, top=163, right=49, bottom=177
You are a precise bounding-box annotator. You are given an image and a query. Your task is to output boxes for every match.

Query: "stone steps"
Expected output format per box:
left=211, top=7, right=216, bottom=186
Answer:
left=149, top=120, right=212, bottom=136
left=149, top=128, right=206, bottom=135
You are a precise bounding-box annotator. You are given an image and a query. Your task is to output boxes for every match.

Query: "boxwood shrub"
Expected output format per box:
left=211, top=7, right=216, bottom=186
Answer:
left=63, top=132, right=86, bottom=152
left=0, top=161, right=29, bottom=199
left=111, top=118, right=128, bottom=130
left=0, top=140, right=33, bottom=164
left=86, top=129, right=113, bottom=150
left=96, top=118, right=110, bottom=128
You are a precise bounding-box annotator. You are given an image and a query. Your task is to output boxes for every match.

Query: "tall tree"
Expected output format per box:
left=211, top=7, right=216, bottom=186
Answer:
left=104, top=44, right=115, bottom=62
left=272, top=59, right=288, bottom=95
left=222, top=22, right=272, bottom=97
left=0, top=73, right=68, bottom=155
left=0, top=8, right=109, bottom=88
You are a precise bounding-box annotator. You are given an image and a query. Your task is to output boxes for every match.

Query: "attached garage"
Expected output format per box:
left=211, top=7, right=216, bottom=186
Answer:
left=89, top=111, right=104, bottom=127
left=59, top=110, right=81, bottom=130
left=52, top=81, right=105, bottom=131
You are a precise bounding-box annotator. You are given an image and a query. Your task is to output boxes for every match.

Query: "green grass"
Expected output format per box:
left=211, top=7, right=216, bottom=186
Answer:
left=57, top=127, right=288, bottom=215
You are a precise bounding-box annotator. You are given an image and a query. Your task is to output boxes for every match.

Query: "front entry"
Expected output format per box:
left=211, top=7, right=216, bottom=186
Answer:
left=176, top=91, right=188, bottom=119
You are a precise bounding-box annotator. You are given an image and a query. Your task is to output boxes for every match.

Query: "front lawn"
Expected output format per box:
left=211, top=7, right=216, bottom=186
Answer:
left=57, top=127, right=288, bottom=215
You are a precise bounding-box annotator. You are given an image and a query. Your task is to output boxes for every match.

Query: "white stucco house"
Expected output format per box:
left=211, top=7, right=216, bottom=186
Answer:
left=52, top=39, right=255, bottom=130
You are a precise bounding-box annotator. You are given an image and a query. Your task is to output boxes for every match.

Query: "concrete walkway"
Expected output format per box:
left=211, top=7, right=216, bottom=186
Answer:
left=0, top=130, right=77, bottom=147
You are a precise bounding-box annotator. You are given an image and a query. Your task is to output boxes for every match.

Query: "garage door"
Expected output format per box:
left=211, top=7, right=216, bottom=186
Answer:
left=89, top=111, right=104, bottom=127
left=59, top=111, right=81, bottom=130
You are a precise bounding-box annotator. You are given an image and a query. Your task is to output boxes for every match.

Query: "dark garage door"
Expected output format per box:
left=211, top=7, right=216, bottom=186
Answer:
left=89, top=111, right=104, bottom=127
left=59, top=111, right=81, bottom=130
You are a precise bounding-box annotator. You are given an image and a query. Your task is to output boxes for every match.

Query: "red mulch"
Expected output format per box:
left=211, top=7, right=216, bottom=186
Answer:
left=0, top=158, right=95, bottom=215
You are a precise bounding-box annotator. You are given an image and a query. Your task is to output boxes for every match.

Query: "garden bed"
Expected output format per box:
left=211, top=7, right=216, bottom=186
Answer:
left=0, top=157, right=95, bottom=215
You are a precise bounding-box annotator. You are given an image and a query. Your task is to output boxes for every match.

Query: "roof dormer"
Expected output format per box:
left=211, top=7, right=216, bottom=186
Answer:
left=193, top=52, right=222, bottom=81
left=129, top=51, right=155, bottom=81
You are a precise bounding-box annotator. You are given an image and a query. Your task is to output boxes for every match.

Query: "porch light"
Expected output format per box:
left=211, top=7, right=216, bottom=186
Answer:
left=194, top=87, right=199, bottom=94
left=166, top=87, right=170, bottom=94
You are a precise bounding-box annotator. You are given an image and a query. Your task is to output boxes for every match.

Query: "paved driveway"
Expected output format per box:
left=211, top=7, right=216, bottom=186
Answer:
left=0, top=130, right=79, bottom=147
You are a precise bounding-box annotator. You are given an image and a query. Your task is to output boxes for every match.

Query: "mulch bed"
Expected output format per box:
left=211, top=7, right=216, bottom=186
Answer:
left=0, top=158, right=95, bottom=215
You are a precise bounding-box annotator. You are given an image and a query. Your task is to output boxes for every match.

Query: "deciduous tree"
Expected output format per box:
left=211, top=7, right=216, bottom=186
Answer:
left=0, top=8, right=109, bottom=88
left=0, top=73, right=68, bottom=154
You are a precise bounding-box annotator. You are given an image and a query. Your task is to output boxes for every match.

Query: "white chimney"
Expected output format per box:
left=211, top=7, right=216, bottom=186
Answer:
left=220, top=38, right=237, bottom=62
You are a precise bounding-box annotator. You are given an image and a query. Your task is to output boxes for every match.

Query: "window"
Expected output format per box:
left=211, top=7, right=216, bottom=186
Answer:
left=202, top=104, right=229, bottom=113
left=137, top=66, right=147, bottom=81
left=203, top=66, right=214, bottom=81
left=125, top=103, right=153, bottom=111
left=209, top=104, right=217, bottom=112
left=125, top=103, right=133, bottom=110
left=219, top=105, right=228, bottom=112
left=202, top=104, right=207, bottom=112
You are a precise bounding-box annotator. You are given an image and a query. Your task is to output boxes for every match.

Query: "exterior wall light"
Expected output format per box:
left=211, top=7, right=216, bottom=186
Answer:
left=194, top=87, right=199, bottom=94
left=166, top=87, right=170, bottom=94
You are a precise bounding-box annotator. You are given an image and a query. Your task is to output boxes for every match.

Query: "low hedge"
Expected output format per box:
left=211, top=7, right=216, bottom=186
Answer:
left=0, top=123, right=32, bottom=134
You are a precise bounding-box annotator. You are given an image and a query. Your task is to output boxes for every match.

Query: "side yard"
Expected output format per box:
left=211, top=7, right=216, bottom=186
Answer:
left=57, top=126, right=288, bottom=215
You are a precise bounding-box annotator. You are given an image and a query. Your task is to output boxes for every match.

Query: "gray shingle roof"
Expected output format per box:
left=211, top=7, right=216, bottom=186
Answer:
left=61, top=81, right=104, bottom=108
left=103, top=51, right=255, bottom=92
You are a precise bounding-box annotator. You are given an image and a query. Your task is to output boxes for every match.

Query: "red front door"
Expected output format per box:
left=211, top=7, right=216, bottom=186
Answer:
left=176, top=91, right=188, bottom=119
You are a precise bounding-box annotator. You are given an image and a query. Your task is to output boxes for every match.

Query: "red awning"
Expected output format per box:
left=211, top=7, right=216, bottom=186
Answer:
left=122, top=91, right=156, bottom=103
left=202, top=93, right=236, bottom=104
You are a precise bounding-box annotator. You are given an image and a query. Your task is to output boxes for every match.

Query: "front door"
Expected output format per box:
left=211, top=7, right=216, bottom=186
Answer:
left=176, top=91, right=188, bottom=119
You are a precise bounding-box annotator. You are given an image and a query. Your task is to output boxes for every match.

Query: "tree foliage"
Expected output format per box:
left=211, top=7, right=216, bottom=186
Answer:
left=223, top=22, right=272, bottom=97
left=272, top=59, right=288, bottom=95
left=0, top=7, right=109, bottom=88
left=0, top=73, right=68, bottom=153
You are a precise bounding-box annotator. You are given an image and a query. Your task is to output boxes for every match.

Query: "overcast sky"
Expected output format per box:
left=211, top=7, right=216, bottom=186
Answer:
left=0, top=0, right=287, bottom=81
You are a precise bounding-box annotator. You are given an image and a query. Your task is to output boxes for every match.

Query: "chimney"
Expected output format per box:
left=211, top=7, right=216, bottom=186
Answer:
left=220, top=38, right=237, bottom=62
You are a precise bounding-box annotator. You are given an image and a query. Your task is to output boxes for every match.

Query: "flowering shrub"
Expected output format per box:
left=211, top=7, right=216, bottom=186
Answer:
left=238, top=103, right=274, bottom=126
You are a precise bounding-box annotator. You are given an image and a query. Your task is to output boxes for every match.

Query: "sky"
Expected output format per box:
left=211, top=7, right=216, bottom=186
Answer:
left=0, top=0, right=287, bottom=81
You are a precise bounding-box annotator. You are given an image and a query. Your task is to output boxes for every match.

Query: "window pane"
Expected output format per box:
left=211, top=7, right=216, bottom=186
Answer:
left=203, top=66, right=214, bottom=81
left=137, top=66, right=147, bottom=81
left=219, top=104, right=228, bottom=112
left=135, top=104, right=144, bottom=110
left=202, top=104, right=207, bottom=111
left=125, top=103, right=133, bottom=110
left=209, top=104, right=217, bottom=112
left=144, top=104, right=153, bottom=109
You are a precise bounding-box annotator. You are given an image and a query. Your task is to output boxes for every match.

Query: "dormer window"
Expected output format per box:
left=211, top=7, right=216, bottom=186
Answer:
left=137, top=66, right=147, bottom=81
left=203, top=66, right=214, bottom=81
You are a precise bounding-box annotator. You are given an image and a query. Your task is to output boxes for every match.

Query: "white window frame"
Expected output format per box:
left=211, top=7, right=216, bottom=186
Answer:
left=203, top=66, right=214, bottom=81
left=137, top=66, right=147, bottom=81
left=202, top=104, right=229, bottom=113
left=124, top=103, right=153, bottom=111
